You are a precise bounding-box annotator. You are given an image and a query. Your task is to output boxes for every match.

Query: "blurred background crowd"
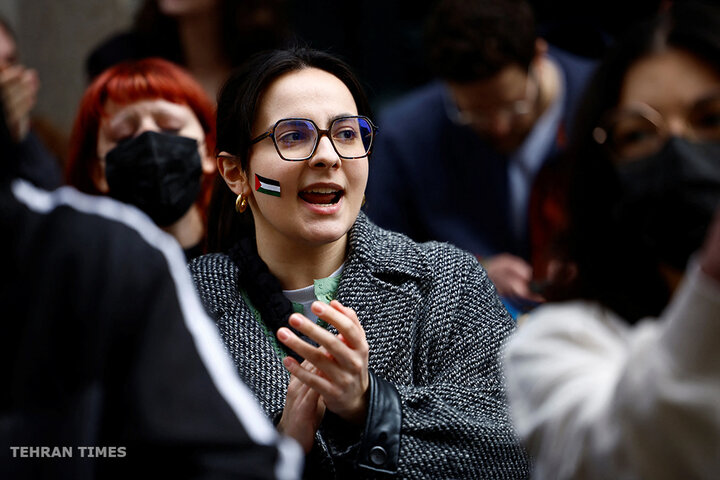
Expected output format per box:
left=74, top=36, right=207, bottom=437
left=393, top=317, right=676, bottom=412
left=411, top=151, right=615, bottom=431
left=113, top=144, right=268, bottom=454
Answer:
left=3, top=0, right=719, bottom=478
left=0, top=0, right=665, bottom=169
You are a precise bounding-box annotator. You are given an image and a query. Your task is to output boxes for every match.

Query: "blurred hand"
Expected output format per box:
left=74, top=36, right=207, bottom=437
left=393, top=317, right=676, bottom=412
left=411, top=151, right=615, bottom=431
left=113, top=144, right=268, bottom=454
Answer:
left=278, top=361, right=326, bottom=454
left=277, top=300, right=370, bottom=425
left=0, top=64, right=39, bottom=141
left=699, top=209, right=720, bottom=283
left=482, top=253, right=545, bottom=304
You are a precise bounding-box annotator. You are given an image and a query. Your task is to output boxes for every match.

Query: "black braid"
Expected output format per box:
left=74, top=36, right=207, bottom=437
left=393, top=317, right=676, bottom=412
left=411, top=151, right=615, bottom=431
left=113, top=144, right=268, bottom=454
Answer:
left=228, top=236, right=306, bottom=362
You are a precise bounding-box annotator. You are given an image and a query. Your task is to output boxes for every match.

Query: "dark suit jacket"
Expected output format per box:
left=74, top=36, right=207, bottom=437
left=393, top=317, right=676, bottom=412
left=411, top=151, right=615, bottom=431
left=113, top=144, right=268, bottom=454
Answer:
left=366, top=47, right=597, bottom=260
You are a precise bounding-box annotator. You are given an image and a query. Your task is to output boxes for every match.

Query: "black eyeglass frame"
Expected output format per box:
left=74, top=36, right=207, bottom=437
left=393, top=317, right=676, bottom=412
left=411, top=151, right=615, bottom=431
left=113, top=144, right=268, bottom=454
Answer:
left=250, top=115, right=378, bottom=161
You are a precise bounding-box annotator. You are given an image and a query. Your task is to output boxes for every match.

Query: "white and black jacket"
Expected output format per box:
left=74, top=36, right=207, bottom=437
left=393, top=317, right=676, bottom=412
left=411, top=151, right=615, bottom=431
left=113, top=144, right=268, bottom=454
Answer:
left=190, top=212, right=530, bottom=479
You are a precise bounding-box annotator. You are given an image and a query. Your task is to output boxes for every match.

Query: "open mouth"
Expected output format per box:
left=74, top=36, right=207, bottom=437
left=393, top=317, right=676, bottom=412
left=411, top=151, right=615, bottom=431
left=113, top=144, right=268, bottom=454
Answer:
left=298, top=188, right=344, bottom=205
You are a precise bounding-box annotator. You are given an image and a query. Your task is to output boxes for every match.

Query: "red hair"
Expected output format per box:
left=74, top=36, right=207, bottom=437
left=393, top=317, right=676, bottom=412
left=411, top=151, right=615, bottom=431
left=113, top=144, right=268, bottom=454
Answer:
left=66, top=57, right=216, bottom=210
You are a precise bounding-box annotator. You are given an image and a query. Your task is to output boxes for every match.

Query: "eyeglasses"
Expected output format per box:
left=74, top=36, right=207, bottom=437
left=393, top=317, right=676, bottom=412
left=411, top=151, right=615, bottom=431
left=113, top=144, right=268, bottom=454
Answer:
left=251, top=116, right=377, bottom=161
left=593, top=90, right=720, bottom=161
left=444, top=70, right=539, bottom=128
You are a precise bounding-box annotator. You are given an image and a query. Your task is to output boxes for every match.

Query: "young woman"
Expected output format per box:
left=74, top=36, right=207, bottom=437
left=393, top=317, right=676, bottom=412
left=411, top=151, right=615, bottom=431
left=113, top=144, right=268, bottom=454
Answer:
left=190, top=48, right=530, bottom=478
left=504, top=2, right=720, bottom=478
left=66, top=57, right=217, bottom=259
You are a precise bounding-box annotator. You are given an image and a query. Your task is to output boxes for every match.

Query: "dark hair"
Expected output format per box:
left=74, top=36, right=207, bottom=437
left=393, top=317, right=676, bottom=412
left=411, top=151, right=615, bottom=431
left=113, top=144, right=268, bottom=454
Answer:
left=207, top=46, right=372, bottom=252
left=133, top=0, right=290, bottom=68
left=561, top=1, right=720, bottom=322
left=425, top=0, right=537, bottom=82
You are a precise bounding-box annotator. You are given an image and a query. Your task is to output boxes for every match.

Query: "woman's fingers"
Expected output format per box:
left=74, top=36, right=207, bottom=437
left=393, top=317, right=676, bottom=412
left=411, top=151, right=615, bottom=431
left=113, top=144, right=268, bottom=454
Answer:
left=277, top=300, right=370, bottom=424
left=312, top=301, right=367, bottom=349
left=282, top=355, right=334, bottom=393
left=280, top=364, right=326, bottom=453
left=278, top=321, right=342, bottom=375
left=329, top=300, right=360, bottom=325
left=279, top=310, right=365, bottom=372
left=283, top=353, right=368, bottom=425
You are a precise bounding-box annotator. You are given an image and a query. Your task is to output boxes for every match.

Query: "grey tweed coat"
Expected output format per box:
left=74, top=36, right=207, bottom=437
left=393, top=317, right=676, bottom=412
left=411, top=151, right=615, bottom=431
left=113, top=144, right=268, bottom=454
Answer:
left=189, top=212, right=530, bottom=479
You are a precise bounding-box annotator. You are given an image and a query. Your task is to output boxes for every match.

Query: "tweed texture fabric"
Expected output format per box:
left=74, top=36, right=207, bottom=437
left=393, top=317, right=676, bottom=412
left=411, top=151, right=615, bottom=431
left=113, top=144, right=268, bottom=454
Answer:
left=189, top=212, right=530, bottom=479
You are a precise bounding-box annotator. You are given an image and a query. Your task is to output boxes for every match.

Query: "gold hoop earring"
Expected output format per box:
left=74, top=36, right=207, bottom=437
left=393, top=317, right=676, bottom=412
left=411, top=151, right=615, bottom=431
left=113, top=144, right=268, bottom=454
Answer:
left=362, top=194, right=366, bottom=207
left=235, top=193, right=248, bottom=213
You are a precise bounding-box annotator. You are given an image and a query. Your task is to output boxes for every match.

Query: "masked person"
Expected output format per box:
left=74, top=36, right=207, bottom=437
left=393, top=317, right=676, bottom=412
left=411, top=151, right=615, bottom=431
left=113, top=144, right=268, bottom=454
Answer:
left=66, top=57, right=217, bottom=259
left=503, top=2, right=720, bottom=479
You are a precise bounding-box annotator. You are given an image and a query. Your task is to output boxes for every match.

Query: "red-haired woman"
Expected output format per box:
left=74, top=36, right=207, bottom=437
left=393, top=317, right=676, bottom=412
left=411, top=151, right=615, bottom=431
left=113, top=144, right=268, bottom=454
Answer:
left=67, top=57, right=216, bottom=259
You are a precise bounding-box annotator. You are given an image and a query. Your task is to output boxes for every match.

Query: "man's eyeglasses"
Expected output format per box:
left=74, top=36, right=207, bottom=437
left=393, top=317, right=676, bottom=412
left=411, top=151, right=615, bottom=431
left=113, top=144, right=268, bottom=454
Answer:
left=251, top=116, right=377, bottom=161
left=445, top=70, right=539, bottom=128
left=593, top=90, right=720, bottom=161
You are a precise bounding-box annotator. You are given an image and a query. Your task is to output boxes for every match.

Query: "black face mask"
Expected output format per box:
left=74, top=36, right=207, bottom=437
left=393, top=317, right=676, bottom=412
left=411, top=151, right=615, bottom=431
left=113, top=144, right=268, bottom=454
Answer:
left=105, top=131, right=203, bottom=226
left=615, top=137, right=720, bottom=271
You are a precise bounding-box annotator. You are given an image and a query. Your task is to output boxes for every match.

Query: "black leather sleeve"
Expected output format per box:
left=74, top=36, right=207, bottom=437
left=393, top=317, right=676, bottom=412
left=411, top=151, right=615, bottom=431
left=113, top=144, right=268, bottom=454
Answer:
left=356, top=370, right=402, bottom=474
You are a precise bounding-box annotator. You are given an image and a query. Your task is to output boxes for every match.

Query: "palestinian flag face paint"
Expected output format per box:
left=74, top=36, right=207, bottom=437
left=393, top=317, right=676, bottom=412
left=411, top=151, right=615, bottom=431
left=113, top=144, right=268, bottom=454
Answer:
left=255, top=173, right=281, bottom=197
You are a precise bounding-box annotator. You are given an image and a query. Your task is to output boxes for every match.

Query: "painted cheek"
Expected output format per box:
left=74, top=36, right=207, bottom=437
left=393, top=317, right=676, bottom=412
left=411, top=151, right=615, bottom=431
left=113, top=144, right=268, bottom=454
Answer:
left=254, top=173, right=282, bottom=198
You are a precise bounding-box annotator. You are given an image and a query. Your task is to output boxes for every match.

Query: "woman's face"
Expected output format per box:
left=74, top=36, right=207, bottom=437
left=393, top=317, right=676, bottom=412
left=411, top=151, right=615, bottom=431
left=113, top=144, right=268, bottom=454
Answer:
left=238, top=67, right=369, bottom=248
left=607, top=47, right=720, bottom=163
left=609, top=47, right=720, bottom=271
left=93, top=98, right=213, bottom=192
